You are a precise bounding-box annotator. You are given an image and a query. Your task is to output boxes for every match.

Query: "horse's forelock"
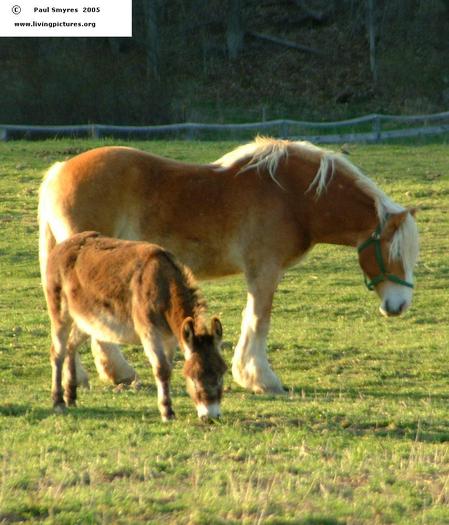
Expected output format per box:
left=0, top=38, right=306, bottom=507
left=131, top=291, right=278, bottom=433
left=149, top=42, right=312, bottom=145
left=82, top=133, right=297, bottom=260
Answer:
left=388, top=212, right=419, bottom=275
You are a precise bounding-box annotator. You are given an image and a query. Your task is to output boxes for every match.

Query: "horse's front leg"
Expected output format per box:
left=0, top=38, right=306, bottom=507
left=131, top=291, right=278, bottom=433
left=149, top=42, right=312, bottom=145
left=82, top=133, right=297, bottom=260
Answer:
left=90, top=339, right=140, bottom=386
left=232, top=266, right=284, bottom=394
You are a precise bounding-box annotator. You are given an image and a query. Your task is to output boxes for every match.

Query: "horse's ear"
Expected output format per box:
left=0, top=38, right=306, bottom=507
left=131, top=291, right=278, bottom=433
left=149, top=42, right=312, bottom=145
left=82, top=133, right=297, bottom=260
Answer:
left=382, top=211, right=408, bottom=240
left=408, top=207, right=418, bottom=217
left=181, top=317, right=195, bottom=358
left=211, top=316, right=223, bottom=341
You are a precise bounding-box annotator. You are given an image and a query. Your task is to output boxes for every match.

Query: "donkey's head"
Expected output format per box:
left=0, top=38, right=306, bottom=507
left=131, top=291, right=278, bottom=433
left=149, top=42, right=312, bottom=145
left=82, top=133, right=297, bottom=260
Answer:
left=181, top=316, right=227, bottom=421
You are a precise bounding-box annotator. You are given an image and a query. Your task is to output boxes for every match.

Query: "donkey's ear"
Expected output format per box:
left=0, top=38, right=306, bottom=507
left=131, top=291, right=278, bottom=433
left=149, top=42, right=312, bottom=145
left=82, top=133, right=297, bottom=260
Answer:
left=382, top=211, right=408, bottom=240
left=211, top=316, right=223, bottom=341
left=181, top=317, right=195, bottom=358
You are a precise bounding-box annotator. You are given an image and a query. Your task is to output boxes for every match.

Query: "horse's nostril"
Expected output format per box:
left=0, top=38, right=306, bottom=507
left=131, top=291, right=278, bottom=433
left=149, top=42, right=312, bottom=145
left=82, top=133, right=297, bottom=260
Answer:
left=383, top=299, right=406, bottom=317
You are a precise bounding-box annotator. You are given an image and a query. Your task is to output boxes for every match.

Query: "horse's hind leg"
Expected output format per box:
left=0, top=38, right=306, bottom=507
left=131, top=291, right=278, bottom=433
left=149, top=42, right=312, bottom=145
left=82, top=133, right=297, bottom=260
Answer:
left=90, top=339, right=139, bottom=386
left=232, top=265, right=285, bottom=394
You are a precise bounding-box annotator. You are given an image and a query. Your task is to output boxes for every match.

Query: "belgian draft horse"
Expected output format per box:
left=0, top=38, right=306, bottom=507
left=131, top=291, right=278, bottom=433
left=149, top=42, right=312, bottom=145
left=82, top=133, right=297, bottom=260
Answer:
left=39, top=138, right=419, bottom=394
left=45, top=232, right=227, bottom=420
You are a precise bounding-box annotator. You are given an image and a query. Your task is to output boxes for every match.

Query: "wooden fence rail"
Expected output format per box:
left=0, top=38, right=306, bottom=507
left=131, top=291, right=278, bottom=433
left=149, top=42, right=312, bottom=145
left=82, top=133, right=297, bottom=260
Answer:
left=2, top=111, right=449, bottom=142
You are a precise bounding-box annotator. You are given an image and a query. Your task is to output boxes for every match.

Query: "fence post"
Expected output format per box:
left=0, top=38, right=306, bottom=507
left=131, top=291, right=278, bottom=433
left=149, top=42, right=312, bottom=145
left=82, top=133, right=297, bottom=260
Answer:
left=90, top=124, right=99, bottom=139
left=280, top=120, right=288, bottom=138
left=0, top=128, right=8, bottom=141
left=372, top=115, right=381, bottom=142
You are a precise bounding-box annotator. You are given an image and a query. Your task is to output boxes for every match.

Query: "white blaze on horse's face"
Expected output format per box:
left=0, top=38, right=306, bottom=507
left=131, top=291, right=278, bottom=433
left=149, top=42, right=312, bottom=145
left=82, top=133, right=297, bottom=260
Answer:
left=181, top=317, right=227, bottom=420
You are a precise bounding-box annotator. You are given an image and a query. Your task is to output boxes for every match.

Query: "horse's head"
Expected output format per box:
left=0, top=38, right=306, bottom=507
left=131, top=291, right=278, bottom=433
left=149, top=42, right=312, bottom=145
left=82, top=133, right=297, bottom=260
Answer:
left=358, top=209, right=419, bottom=317
left=181, top=316, right=227, bottom=420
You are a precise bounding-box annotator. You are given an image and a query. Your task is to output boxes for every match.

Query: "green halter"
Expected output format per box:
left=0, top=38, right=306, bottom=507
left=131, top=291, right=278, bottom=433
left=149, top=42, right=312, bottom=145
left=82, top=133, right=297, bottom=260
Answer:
left=357, top=219, right=414, bottom=291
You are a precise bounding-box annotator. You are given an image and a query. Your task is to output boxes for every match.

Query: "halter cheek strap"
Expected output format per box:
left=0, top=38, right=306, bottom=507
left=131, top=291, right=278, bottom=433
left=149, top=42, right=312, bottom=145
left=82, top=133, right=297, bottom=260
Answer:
left=357, top=221, right=414, bottom=291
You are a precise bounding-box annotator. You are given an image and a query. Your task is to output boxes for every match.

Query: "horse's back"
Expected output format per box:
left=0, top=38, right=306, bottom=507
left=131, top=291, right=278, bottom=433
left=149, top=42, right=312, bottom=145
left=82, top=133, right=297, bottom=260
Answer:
left=40, top=146, right=217, bottom=241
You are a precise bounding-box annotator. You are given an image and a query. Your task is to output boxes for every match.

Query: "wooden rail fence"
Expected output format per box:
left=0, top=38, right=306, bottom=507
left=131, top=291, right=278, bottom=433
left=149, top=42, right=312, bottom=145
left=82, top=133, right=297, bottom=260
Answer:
left=2, top=111, right=449, bottom=142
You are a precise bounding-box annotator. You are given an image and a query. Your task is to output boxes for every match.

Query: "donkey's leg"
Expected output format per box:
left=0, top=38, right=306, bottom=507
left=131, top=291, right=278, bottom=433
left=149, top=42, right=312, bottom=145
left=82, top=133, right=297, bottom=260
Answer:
left=232, top=266, right=284, bottom=394
left=162, top=335, right=177, bottom=367
left=63, top=327, right=90, bottom=388
left=62, top=326, right=86, bottom=406
left=91, top=339, right=139, bottom=385
left=63, top=347, right=77, bottom=407
left=50, top=323, right=72, bottom=412
left=141, top=332, right=175, bottom=422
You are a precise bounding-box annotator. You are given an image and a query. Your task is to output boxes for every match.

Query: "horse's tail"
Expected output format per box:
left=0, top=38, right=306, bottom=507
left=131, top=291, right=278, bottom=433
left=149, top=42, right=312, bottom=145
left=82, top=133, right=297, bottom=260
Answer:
left=38, top=161, right=67, bottom=295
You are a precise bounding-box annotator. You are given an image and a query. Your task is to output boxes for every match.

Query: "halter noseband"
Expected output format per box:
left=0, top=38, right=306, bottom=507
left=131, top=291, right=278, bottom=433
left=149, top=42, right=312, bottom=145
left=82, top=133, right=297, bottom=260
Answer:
left=357, top=219, right=414, bottom=291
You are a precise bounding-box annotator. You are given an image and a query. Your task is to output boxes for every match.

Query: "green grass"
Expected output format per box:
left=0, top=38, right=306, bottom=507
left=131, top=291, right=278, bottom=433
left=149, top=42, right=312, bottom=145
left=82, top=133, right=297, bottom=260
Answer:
left=1, top=139, right=449, bottom=524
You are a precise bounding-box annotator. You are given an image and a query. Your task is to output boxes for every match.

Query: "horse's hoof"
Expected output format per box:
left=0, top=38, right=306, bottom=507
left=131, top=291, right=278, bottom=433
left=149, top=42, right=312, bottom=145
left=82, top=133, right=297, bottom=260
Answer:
left=114, top=371, right=140, bottom=387
left=78, top=378, right=90, bottom=389
left=113, top=383, right=128, bottom=393
left=131, top=376, right=142, bottom=391
left=252, top=383, right=287, bottom=395
left=232, top=364, right=285, bottom=394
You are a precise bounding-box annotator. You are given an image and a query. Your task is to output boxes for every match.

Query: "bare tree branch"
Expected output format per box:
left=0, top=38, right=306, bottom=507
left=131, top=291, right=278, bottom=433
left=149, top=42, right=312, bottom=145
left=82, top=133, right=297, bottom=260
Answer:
left=291, top=0, right=329, bottom=23
left=248, top=31, right=325, bottom=56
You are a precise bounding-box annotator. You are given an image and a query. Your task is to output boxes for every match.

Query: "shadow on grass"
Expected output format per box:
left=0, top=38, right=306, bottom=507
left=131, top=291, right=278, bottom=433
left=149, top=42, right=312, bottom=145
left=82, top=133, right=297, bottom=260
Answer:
left=233, top=410, right=449, bottom=444
left=0, top=403, right=157, bottom=422
left=287, top=384, right=449, bottom=402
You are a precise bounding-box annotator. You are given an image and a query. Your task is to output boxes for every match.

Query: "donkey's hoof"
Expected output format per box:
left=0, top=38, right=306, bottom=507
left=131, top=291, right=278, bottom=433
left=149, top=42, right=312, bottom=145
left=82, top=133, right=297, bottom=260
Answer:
left=53, top=403, right=67, bottom=414
left=161, top=411, right=176, bottom=422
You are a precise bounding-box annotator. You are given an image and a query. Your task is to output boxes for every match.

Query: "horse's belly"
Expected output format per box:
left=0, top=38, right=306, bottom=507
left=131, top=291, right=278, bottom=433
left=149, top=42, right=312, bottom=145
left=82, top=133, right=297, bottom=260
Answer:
left=150, top=236, right=243, bottom=279
left=71, top=310, right=139, bottom=345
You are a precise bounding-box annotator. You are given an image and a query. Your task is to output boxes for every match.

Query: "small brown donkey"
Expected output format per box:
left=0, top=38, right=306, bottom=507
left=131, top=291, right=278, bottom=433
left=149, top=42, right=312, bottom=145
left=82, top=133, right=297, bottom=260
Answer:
left=45, top=232, right=227, bottom=421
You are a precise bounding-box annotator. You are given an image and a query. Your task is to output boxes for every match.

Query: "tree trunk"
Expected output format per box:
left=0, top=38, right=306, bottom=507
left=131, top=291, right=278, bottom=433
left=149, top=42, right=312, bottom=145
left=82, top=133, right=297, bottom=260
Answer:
left=227, top=0, right=244, bottom=60
left=367, top=0, right=378, bottom=86
left=144, top=0, right=161, bottom=80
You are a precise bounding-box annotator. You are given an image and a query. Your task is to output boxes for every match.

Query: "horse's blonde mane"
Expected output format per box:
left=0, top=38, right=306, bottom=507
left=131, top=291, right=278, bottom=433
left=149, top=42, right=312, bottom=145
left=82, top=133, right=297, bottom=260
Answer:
left=213, top=137, right=294, bottom=188
left=214, top=137, right=419, bottom=272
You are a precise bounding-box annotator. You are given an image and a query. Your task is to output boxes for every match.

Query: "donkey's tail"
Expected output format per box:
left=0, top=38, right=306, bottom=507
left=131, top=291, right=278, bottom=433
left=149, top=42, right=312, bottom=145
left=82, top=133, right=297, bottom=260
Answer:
left=38, top=161, right=67, bottom=295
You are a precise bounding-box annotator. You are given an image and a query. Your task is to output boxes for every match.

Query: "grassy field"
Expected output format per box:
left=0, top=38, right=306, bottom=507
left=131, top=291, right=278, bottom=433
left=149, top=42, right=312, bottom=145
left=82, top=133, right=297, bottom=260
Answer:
left=0, top=139, right=448, bottom=525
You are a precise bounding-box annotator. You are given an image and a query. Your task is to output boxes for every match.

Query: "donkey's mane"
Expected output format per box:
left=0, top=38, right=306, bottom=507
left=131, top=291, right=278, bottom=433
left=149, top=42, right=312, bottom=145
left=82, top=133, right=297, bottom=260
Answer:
left=214, top=137, right=419, bottom=273
left=162, top=251, right=207, bottom=330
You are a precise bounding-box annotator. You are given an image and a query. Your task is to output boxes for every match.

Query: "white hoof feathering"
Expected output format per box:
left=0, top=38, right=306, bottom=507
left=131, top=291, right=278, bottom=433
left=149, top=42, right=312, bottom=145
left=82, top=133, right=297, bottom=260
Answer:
left=91, top=340, right=137, bottom=385
left=232, top=359, right=284, bottom=394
